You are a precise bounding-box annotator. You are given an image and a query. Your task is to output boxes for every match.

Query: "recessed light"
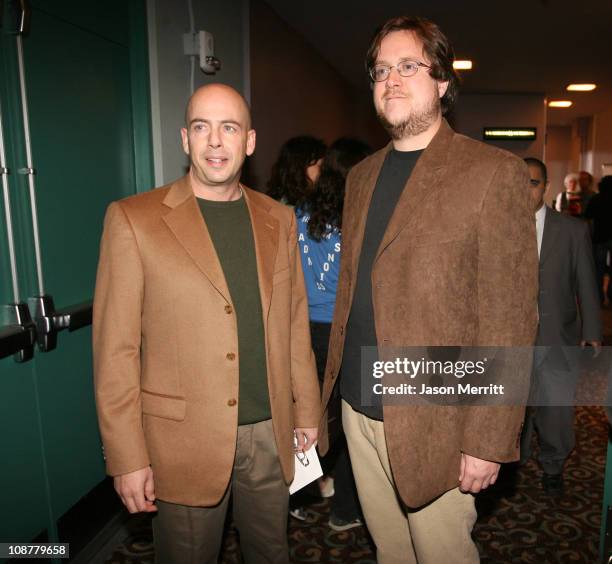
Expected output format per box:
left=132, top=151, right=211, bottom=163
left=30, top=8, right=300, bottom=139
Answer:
left=453, top=60, right=473, bottom=70
left=548, top=100, right=573, bottom=108
left=566, top=84, right=596, bottom=92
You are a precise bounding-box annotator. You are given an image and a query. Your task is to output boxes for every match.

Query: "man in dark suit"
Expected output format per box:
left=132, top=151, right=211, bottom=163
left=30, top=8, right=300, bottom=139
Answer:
left=521, top=157, right=602, bottom=496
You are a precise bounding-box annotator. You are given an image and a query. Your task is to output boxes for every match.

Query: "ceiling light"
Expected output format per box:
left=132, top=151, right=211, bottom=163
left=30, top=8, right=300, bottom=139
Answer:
left=453, top=60, right=473, bottom=70
left=566, top=83, right=596, bottom=92
left=548, top=100, right=572, bottom=108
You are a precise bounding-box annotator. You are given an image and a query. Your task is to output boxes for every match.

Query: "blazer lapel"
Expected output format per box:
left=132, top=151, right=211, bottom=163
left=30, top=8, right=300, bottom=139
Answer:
left=346, top=146, right=391, bottom=280
left=242, top=186, right=279, bottom=323
left=374, top=119, right=453, bottom=264
left=161, top=176, right=231, bottom=302
left=539, top=207, right=559, bottom=266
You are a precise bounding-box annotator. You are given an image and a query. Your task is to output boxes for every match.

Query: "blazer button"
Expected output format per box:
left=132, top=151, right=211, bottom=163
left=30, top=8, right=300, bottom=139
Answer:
left=225, top=305, right=233, bottom=314
left=226, top=352, right=236, bottom=361
left=227, top=398, right=237, bottom=406
left=339, top=326, right=344, bottom=335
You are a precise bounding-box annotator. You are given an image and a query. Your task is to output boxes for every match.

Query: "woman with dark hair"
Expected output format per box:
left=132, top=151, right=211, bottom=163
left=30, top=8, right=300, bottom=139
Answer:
left=266, top=136, right=326, bottom=206
left=291, top=137, right=371, bottom=530
left=298, top=138, right=372, bottom=321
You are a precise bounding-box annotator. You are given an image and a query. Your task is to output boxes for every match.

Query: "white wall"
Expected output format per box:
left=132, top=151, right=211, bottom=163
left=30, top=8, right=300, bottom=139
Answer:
left=450, top=94, right=546, bottom=160
left=147, top=0, right=248, bottom=185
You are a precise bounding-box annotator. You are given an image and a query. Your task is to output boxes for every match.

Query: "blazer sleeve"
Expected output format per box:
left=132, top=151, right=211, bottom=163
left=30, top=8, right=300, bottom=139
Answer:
left=461, top=156, right=539, bottom=462
left=575, top=221, right=602, bottom=342
left=93, top=202, right=150, bottom=476
left=287, top=211, right=321, bottom=428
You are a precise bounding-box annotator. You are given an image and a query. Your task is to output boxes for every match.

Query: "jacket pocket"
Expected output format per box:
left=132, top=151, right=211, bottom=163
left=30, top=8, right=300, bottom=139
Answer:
left=141, top=389, right=186, bottom=421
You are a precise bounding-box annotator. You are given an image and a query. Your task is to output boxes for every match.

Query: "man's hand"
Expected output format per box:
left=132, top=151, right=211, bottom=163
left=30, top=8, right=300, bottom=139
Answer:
left=114, top=466, right=158, bottom=513
left=458, top=453, right=500, bottom=494
left=295, top=427, right=318, bottom=452
left=580, top=340, right=602, bottom=358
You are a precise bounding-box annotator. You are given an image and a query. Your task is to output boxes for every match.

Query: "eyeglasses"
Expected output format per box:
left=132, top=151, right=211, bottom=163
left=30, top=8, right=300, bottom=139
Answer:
left=369, top=60, right=431, bottom=82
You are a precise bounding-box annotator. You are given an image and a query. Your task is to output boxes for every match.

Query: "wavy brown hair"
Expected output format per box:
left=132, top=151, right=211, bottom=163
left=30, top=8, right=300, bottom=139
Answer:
left=365, top=15, right=459, bottom=115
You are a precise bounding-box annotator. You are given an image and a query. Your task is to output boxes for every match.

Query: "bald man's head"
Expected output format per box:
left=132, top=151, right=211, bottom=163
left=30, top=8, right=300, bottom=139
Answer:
left=184, top=84, right=252, bottom=129
left=180, top=83, right=256, bottom=193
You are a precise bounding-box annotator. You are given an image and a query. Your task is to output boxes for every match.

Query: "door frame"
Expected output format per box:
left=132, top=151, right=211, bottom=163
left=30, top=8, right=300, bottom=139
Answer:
left=0, top=0, right=155, bottom=553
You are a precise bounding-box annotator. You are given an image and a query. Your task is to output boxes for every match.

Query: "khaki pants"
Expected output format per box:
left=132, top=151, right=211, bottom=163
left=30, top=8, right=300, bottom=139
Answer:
left=342, top=400, right=479, bottom=564
left=153, top=418, right=289, bottom=564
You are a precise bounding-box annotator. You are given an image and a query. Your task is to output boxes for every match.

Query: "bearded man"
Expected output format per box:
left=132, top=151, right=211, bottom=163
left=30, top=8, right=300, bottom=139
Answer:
left=318, top=16, right=538, bottom=564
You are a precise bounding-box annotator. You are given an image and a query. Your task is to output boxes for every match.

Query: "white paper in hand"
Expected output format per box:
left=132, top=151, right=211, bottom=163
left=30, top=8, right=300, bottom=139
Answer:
left=289, top=437, right=323, bottom=495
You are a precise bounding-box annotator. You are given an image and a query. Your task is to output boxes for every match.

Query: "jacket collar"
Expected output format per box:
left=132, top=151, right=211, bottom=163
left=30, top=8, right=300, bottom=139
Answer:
left=373, top=118, right=454, bottom=263
left=161, top=176, right=279, bottom=319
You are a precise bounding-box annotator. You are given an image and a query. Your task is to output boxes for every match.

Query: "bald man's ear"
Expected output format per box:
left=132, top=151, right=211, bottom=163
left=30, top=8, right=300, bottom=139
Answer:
left=180, top=127, right=190, bottom=156
left=246, top=129, right=256, bottom=156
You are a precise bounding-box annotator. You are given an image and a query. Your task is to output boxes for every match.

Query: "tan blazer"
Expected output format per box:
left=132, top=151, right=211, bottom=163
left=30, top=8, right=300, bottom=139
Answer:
left=93, top=176, right=320, bottom=507
left=319, top=120, right=539, bottom=508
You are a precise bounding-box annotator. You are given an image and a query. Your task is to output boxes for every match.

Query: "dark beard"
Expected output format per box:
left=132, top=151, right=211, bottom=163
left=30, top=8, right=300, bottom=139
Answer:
left=377, top=96, right=441, bottom=140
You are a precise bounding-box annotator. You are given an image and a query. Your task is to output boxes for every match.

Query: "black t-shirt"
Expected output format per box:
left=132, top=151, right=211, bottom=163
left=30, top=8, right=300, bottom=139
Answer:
left=340, top=148, right=423, bottom=420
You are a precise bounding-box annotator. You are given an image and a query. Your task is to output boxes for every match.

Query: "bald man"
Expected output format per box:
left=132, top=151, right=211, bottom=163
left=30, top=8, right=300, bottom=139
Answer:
left=93, top=84, right=320, bottom=563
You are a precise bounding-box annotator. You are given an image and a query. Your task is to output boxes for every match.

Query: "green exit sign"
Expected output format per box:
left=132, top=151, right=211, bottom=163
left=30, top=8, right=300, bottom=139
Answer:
left=483, top=127, right=536, bottom=140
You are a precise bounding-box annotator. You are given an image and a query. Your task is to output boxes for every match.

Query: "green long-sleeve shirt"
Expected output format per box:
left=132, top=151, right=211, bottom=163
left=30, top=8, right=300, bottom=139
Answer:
left=197, top=196, right=271, bottom=425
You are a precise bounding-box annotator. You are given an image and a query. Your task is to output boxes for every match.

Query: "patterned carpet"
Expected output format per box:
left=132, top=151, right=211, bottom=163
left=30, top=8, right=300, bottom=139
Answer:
left=103, top=406, right=607, bottom=564
left=476, top=406, right=606, bottom=563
